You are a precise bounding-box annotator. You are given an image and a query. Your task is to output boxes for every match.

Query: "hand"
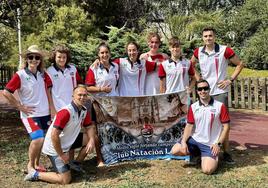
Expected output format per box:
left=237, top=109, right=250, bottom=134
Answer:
left=210, top=144, right=221, bottom=156
left=85, top=140, right=95, bottom=154
left=91, top=59, right=100, bottom=69
left=217, top=80, right=232, bottom=89
left=59, top=153, right=69, bottom=164
left=181, top=141, right=189, bottom=155
left=101, top=86, right=112, bottom=93
left=186, top=86, right=192, bottom=94
left=18, top=104, right=35, bottom=115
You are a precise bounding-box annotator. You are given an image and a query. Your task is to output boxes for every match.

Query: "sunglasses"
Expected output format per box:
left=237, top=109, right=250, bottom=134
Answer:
left=197, top=86, right=210, bottom=91
left=27, top=55, right=41, bottom=61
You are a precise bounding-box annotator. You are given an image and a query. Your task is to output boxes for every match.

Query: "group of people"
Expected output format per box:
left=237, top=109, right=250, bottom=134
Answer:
left=3, top=27, right=243, bottom=184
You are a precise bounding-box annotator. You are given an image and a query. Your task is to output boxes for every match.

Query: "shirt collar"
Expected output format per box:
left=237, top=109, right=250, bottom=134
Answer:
left=71, top=101, right=86, bottom=112
left=99, top=60, right=115, bottom=69
left=24, top=67, right=40, bottom=76
left=201, top=43, right=220, bottom=54
left=198, top=97, right=214, bottom=106
left=53, top=63, right=71, bottom=72
left=168, top=57, right=182, bottom=64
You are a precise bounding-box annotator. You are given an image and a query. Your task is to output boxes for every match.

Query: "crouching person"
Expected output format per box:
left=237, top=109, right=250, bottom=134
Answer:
left=24, top=85, right=96, bottom=184
left=171, top=79, right=230, bottom=175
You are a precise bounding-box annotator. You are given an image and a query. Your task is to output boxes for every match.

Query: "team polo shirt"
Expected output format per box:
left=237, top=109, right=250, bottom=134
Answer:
left=187, top=98, right=230, bottom=147
left=85, top=62, right=119, bottom=96
left=114, top=57, right=156, bottom=96
left=5, top=68, right=49, bottom=118
left=45, top=64, right=83, bottom=112
left=193, top=43, right=235, bottom=95
left=42, top=102, right=92, bottom=156
left=158, top=58, right=195, bottom=93
left=143, top=54, right=168, bottom=95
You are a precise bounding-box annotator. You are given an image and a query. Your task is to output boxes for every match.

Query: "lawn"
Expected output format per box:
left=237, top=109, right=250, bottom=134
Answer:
left=228, top=67, right=268, bottom=78
left=0, top=117, right=267, bottom=188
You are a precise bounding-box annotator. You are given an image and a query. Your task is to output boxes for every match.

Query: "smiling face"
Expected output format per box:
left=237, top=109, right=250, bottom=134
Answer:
left=26, top=53, right=41, bottom=71
left=169, top=45, right=181, bottom=59
left=148, top=36, right=160, bottom=53
left=197, top=81, right=210, bottom=101
left=202, top=30, right=216, bottom=47
left=55, top=52, right=67, bottom=69
left=98, top=46, right=111, bottom=64
left=73, top=86, right=88, bottom=108
left=127, top=43, right=139, bottom=62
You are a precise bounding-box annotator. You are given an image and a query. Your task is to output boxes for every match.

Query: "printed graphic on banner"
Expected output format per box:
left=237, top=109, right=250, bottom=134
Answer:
left=92, top=92, right=188, bottom=165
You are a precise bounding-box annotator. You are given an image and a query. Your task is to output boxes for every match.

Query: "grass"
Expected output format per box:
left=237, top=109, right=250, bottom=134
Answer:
left=0, top=137, right=267, bottom=188
left=228, top=67, right=268, bottom=78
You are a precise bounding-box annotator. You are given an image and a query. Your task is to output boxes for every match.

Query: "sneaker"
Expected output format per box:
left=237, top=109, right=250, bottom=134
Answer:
left=223, top=152, right=235, bottom=164
left=186, top=155, right=201, bottom=165
left=24, top=169, right=39, bottom=181
left=69, top=160, right=85, bottom=173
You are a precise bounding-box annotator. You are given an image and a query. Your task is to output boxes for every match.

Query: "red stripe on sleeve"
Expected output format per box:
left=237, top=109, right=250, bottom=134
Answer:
left=188, top=61, right=195, bottom=76
left=158, top=63, right=166, bottom=77
left=53, top=109, right=70, bottom=130
left=5, top=73, right=21, bottom=93
left=113, top=58, right=120, bottom=65
left=76, top=71, right=83, bottom=84
left=187, top=105, right=195, bottom=124
left=85, top=68, right=96, bottom=86
left=145, top=60, right=156, bottom=73
left=82, top=111, right=92, bottom=127
left=193, top=48, right=199, bottom=59
left=44, top=72, right=52, bottom=88
left=220, top=104, right=230, bottom=124
left=224, top=47, right=235, bottom=59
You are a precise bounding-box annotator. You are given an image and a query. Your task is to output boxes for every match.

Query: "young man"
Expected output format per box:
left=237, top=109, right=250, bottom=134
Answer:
left=171, top=80, right=230, bottom=174
left=191, top=27, right=243, bottom=163
left=24, top=85, right=96, bottom=184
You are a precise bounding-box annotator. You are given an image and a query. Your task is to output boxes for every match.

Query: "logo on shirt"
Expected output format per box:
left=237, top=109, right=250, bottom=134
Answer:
left=210, top=108, right=217, bottom=113
left=26, top=76, right=31, bottom=81
left=53, top=74, right=59, bottom=79
left=70, top=72, right=75, bottom=76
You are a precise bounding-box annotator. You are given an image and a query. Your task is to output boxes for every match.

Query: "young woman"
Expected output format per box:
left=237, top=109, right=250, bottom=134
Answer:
left=85, top=42, right=119, bottom=96
left=116, top=41, right=156, bottom=96
left=3, top=45, right=50, bottom=173
left=140, top=32, right=169, bottom=95
left=45, top=45, right=83, bottom=117
left=159, top=37, right=196, bottom=94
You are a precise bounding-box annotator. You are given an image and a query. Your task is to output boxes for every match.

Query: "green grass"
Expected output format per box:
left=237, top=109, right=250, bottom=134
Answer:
left=228, top=67, right=268, bottom=78
left=0, top=137, right=268, bottom=188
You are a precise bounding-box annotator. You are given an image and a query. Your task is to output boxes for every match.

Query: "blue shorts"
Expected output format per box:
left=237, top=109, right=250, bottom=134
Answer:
left=21, top=115, right=51, bottom=140
left=48, top=155, right=70, bottom=173
left=186, top=137, right=217, bottom=159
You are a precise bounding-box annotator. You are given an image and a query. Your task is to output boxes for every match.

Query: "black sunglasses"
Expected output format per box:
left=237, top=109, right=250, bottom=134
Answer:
left=197, top=86, right=210, bottom=91
left=27, top=55, right=41, bottom=61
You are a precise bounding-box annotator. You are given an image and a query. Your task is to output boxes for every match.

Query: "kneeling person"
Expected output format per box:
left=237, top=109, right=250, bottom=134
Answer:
left=24, top=85, right=96, bottom=184
left=171, top=79, right=230, bottom=174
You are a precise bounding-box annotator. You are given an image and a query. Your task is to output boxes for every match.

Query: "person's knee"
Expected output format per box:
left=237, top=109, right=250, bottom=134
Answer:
left=59, top=172, right=72, bottom=185
left=202, top=166, right=216, bottom=175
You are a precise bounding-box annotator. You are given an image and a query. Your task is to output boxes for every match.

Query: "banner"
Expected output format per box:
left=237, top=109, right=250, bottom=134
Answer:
left=92, top=92, right=188, bottom=165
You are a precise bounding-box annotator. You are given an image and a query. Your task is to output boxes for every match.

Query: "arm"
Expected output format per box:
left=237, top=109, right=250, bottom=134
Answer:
left=86, top=85, right=112, bottom=93
left=190, top=55, right=201, bottom=81
left=47, top=87, right=57, bottom=118
left=85, top=126, right=96, bottom=154
left=159, top=77, right=166, bottom=93
left=187, top=74, right=196, bottom=94
left=211, top=123, right=230, bottom=156
left=180, top=123, right=194, bottom=154
left=51, top=128, right=69, bottom=163
left=2, top=89, right=35, bottom=115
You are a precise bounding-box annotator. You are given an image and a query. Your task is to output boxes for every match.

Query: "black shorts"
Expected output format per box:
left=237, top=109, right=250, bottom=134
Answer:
left=71, top=132, right=84, bottom=149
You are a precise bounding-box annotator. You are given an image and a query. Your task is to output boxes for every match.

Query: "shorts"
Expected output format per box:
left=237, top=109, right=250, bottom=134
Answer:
left=21, top=115, right=51, bottom=140
left=70, top=132, right=84, bottom=149
left=186, top=137, right=217, bottom=159
left=212, top=92, right=228, bottom=109
left=48, top=155, right=70, bottom=173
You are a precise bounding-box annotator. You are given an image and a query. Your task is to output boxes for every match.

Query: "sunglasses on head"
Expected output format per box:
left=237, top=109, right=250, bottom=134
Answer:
left=27, top=55, right=41, bottom=61
left=197, top=86, right=210, bottom=91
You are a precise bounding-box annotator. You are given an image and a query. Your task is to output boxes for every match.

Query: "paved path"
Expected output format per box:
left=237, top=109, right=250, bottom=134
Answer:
left=0, top=90, right=267, bottom=150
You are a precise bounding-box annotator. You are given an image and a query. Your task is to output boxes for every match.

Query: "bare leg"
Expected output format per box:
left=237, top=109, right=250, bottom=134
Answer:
left=170, top=143, right=188, bottom=156
left=27, top=138, right=44, bottom=172
left=95, top=135, right=104, bottom=166
left=38, top=171, right=71, bottom=184
left=201, top=156, right=218, bottom=175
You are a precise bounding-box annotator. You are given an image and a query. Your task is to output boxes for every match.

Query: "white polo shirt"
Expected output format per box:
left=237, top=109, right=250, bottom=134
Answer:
left=85, top=62, right=119, bottom=97
left=42, top=102, right=92, bottom=156
left=158, top=58, right=195, bottom=93
left=5, top=68, right=50, bottom=118
left=142, top=54, right=168, bottom=95
left=46, top=64, right=82, bottom=112
left=193, top=43, right=235, bottom=95
left=187, top=98, right=230, bottom=146
left=115, top=58, right=156, bottom=96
